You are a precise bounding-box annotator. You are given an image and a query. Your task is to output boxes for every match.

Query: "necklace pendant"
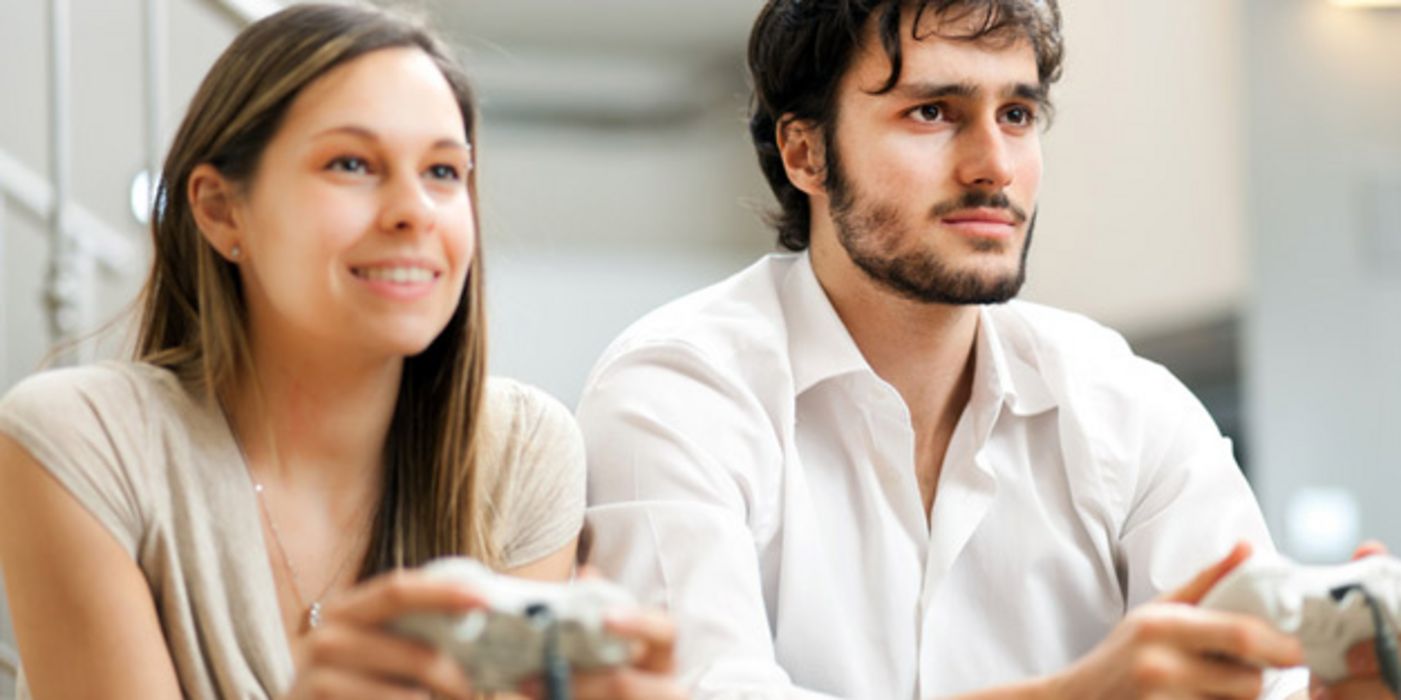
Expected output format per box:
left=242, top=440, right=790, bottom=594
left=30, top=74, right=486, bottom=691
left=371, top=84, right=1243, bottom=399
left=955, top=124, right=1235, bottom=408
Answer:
left=308, top=601, right=322, bottom=630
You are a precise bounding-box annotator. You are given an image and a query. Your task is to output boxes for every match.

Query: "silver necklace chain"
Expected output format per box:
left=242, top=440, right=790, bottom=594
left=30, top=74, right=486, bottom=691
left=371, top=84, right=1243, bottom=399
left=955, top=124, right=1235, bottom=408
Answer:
left=222, top=402, right=371, bottom=633
left=250, top=480, right=361, bottom=631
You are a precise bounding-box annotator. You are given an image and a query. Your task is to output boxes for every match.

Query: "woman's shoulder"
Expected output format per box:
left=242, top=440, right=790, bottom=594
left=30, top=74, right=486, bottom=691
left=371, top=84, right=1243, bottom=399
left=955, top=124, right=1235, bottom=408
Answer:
left=481, top=377, right=580, bottom=448
left=477, top=377, right=584, bottom=492
left=0, top=360, right=188, bottom=427
left=0, top=362, right=207, bottom=554
left=478, top=377, right=586, bottom=568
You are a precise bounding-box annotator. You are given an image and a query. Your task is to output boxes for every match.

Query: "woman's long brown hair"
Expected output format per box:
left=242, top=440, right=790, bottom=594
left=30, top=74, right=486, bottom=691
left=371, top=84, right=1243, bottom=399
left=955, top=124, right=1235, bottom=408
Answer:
left=135, top=3, right=497, bottom=572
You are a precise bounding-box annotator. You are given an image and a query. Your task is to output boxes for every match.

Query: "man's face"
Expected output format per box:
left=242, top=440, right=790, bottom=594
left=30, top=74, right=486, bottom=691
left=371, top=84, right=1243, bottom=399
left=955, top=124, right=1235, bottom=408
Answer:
left=822, top=10, right=1045, bottom=305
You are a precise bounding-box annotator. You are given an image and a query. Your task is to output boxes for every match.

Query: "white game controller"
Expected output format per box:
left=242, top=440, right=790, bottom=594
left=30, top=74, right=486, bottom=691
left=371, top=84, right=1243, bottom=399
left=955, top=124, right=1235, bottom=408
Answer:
left=391, top=557, right=637, bottom=692
left=1199, top=554, right=1401, bottom=683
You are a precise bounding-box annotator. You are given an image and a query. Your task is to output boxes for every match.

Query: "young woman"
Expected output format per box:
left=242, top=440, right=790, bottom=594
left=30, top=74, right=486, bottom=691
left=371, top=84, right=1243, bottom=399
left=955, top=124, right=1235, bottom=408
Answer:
left=0, top=5, right=680, bottom=699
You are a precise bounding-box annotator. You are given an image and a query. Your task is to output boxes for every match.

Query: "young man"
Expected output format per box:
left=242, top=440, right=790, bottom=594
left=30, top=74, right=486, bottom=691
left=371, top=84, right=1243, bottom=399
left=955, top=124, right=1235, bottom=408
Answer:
left=578, top=2, right=1361, bottom=698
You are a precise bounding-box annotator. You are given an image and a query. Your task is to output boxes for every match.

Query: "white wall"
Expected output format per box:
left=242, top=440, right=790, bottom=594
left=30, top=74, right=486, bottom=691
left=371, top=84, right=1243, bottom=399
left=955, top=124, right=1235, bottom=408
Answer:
left=1029, top=0, right=1248, bottom=336
left=1244, top=0, right=1401, bottom=560
left=477, top=106, right=772, bottom=404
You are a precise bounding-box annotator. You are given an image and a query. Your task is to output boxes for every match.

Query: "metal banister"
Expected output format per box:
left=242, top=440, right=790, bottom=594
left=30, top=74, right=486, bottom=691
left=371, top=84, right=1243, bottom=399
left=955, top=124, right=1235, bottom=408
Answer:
left=0, top=0, right=278, bottom=367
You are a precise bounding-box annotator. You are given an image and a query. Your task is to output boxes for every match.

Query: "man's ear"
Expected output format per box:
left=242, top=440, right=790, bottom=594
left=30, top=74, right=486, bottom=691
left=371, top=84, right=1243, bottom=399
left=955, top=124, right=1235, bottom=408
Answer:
left=188, top=163, right=245, bottom=262
left=776, top=116, right=828, bottom=198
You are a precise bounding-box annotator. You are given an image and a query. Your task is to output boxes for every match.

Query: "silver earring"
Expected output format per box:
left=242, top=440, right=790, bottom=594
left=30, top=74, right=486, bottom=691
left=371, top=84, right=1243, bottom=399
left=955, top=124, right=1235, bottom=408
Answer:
left=230, top=244, right=242, bottom=260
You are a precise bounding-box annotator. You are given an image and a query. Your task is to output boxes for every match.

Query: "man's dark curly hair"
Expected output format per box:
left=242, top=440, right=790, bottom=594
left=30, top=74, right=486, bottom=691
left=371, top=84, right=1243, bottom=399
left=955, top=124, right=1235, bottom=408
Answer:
left=747, top=0, right=1064, bottom=251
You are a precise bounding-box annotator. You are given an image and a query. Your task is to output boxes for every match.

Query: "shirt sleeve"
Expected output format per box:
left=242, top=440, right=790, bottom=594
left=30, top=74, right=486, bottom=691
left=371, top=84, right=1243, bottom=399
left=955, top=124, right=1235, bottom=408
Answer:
left=488, top=379, right=588, bottom=570
left=0, top=366, right=149, bottom=556
left=1113, top=363, right=1307, bottom=700
left=577, top=343, right=841, bottom=700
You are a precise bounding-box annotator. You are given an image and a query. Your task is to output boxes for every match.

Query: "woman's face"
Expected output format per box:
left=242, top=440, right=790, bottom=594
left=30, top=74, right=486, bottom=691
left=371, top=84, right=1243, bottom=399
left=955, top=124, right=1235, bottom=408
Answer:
left=233, top=47, right=475, bottom=361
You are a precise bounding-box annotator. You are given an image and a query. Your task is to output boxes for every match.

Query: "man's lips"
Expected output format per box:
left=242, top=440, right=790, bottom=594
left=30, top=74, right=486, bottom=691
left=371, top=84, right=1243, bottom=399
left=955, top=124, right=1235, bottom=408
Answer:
left=939, top=207, right=1023, bottom=241
left=940, top=208, right=1020, bottom=226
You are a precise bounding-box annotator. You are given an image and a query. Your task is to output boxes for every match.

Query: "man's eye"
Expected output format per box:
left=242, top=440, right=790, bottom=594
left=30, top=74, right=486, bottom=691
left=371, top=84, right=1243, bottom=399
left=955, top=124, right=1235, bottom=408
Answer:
left=1003, top=107, right=1035, bottom=126
left=911, top=104, right=944, bottom=123
left=427, top=164, right=461, bottom=181
left=327, top=156, right=369, bottom=174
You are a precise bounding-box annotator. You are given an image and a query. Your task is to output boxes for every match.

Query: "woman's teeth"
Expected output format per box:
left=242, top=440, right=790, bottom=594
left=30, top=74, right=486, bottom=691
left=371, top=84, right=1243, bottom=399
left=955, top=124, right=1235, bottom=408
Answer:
left=354, top=266, right=435, bottom=284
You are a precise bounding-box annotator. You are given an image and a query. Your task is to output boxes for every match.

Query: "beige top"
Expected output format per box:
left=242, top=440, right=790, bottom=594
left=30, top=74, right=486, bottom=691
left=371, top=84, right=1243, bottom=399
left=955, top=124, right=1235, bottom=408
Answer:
left=0, top=361, right=586, bottom=699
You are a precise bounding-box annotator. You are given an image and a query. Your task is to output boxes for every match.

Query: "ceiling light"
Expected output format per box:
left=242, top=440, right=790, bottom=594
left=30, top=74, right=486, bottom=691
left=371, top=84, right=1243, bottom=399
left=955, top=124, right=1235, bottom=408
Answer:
left=1328, top=0, right=1401, bottom=8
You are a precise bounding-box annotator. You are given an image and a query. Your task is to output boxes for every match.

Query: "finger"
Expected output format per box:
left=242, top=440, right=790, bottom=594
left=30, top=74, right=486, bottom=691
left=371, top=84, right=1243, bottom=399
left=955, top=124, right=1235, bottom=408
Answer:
left=1142, top=605, right=1303, bottom=667
left=324, top=570, right=484, bottom=627
left=290, top=667, right=432, bottom=700
left=1165, top=541, right=1253, bottom=605
left=1346, top=637, right=1385, bottom=676
left=302, top=624, right=473, bottom=699
left=1313, top=676, right=1396, bottom=700
left=569, top=669, right=688, bottom=700
left=1351, top=540, right=1388, bottom=561
left=1175, top=653, right=1267, bottom=699
left=606, top=610, right=677, bottom=673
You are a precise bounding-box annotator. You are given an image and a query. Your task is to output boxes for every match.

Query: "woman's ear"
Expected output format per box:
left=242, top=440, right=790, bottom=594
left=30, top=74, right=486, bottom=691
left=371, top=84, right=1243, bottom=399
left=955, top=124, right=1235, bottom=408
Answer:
left=776, top=116, right=829, bottom=198
left=188, top=164, right=245, bottom=262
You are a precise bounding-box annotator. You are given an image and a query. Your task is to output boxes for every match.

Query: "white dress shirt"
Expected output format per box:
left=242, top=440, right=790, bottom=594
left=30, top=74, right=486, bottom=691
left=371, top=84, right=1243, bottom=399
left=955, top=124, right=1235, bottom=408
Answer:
left=577, top=253, right=1304, bottom=699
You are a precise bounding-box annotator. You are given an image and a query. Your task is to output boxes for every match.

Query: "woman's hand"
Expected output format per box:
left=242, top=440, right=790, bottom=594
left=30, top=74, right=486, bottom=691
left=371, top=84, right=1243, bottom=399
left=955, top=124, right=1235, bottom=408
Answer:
left=519, top=608, right=688, bottom=700
left=282, top=570, right=482, bottom=700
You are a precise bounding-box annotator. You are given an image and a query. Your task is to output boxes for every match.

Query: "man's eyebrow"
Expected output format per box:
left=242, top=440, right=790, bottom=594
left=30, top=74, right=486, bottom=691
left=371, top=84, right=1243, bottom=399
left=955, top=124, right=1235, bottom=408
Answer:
left=886, top=81, right=1047, bottom=106
left=1009, top=83, right=1049, bottom=106
left=310, top=124, right=471, bottom=152
left=888, top=82, right=978, bottom=101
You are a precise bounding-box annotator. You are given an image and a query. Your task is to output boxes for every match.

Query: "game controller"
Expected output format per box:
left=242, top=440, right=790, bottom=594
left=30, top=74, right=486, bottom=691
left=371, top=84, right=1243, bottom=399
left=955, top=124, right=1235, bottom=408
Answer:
left=391, top=557, right=637, bottom=692
left=1199, top=554, right=1401, bottom=683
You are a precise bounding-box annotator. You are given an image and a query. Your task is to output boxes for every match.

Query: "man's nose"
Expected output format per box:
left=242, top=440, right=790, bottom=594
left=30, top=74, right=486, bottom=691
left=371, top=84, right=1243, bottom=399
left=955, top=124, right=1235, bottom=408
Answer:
left=954, top=119, right=1015, bottom=191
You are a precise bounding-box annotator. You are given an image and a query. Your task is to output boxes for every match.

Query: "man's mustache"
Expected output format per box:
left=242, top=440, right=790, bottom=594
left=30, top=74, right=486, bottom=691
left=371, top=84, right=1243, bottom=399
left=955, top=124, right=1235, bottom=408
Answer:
left=930, top=191, right=1029, bottom=225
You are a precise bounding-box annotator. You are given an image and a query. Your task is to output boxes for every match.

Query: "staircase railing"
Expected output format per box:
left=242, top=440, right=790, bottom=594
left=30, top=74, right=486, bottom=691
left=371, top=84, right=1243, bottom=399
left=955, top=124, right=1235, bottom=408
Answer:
left=0, top=0, right=279, bottom=369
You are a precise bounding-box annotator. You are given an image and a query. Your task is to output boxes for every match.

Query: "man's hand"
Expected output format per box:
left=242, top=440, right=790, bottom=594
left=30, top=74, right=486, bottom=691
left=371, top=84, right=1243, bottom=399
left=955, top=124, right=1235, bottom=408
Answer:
left=1045, top=542, right=1305, bottom=699
left=1309, top=541, right=1398, bottom=700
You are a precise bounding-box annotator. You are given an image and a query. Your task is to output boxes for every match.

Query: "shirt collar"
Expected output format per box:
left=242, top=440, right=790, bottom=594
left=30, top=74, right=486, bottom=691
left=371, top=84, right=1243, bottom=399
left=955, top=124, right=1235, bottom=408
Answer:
left=784, top=252, right=875, bottom=396
left=975, top=305, right=1058, bottom=418
left=782, top=252, right=1057, bottom=417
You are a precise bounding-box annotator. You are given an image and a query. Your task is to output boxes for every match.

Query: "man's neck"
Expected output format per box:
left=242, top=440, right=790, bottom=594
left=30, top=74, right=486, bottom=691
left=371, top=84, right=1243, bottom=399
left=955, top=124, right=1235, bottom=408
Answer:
left=810, top=240, right=980, bottom=440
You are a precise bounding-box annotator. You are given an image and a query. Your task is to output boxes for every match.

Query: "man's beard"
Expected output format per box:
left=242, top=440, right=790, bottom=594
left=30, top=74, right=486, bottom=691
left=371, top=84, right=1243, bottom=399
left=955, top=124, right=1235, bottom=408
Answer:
left=827, top=153, right=1035, bottom=306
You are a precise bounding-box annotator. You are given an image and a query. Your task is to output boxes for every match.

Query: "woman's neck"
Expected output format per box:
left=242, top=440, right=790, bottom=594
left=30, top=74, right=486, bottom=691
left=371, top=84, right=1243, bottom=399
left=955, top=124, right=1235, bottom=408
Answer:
left=228, top=327, right=403, bottom=494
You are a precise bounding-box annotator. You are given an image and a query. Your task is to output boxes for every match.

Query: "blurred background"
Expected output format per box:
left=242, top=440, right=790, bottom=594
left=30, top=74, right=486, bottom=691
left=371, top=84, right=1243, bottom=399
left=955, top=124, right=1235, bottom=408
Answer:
left=0, top=0, right=1398, bottom=691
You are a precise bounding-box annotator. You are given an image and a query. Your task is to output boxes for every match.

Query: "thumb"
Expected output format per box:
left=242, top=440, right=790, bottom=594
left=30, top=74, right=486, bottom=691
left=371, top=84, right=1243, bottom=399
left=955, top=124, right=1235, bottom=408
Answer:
left=1163, top=540, right=1253, bottom=605
left=1351, top=539, right=1388, bottom=561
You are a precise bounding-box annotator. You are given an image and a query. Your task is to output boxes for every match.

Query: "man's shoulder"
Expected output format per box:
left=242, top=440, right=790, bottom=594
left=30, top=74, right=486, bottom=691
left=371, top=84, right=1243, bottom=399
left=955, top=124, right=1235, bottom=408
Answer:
left=589, top=254, right=800, bottom=382
left=995, top=300, right=1134, bottom=359
left=993, top=301, right=1180, bottom=406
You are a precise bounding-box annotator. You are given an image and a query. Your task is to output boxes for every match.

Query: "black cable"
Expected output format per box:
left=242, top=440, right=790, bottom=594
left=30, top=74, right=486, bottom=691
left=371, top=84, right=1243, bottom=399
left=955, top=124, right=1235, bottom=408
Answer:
left=526, top=603, right=572, bottom=700
left=1359, top=588, right=1401, bottom=697
left=1332, top=584, right=1401, bottom=697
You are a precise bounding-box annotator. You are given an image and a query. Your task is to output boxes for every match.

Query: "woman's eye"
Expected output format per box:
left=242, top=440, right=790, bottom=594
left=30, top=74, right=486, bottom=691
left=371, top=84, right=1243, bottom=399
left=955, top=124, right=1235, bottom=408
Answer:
left=912, top=104, right=944, bottom=123
left=426, top=164, right=461, bottom=181
left=327, top=156, right=369, bottom=174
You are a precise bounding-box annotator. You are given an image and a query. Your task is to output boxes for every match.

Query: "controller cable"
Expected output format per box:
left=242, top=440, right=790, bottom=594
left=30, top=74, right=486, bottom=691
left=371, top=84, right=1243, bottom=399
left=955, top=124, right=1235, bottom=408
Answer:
left=526, top=603, right=572, bottom=700
left=1333, top=584, right=1401, bottom=696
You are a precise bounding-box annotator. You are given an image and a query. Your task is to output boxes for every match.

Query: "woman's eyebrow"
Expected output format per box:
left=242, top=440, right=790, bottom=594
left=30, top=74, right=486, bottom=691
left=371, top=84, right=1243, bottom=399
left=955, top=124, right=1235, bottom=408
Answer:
left=310, top=124, right=470, bottom=152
